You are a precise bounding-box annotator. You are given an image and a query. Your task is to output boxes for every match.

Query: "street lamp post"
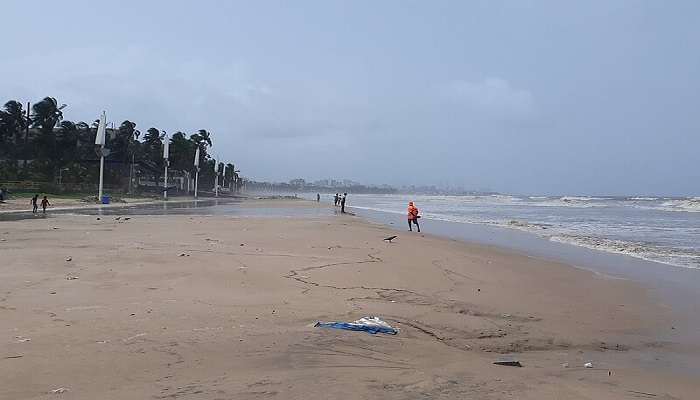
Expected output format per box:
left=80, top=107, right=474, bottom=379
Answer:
left=214, top=159, right=219, bottom=198
left=95, top=111, right=107, bottom=201
left=193, top=146, right=200, bottom=199
left=163, top=132, right=169, bottom=200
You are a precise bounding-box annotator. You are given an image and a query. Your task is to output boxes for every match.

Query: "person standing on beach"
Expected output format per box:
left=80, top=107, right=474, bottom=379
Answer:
left=334, top=193, right=339, bottom=206
left=30, top=194, right=39, bottom=213
left=40, top=196, right=50, bottom=214
left=317, top=193, right=320, bottom=202
left=407, top=201, right=420, bottom=232
left=341, top=193, right=347, bottom=213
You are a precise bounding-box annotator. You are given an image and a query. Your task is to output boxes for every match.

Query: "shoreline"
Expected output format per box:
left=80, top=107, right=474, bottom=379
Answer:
left=1, top=199, right=697, bottom=398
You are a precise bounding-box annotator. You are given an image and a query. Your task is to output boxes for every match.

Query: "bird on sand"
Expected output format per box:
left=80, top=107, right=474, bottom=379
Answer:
left=384, top=235, right=397, bottom=243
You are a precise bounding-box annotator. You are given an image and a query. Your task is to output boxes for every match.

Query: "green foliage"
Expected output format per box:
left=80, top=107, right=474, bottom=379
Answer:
left=1, top=96, right=227, bottom=194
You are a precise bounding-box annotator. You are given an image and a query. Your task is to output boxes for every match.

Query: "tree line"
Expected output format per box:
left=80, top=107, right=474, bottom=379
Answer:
left=0, top=97, right=238, bottom=192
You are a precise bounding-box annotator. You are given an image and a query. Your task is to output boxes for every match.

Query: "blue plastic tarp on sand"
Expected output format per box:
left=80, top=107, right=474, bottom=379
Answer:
left=314, top=317, right=398, bottom=335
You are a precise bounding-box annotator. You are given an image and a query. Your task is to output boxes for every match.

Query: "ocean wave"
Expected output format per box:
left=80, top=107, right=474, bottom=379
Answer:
left=628, top=197, right=659, bottom=201
left=530, top=198, right=608, bottom=208
left=549, top=235, right=700, bottom=269
left=653, top=198, right=700, bottom=213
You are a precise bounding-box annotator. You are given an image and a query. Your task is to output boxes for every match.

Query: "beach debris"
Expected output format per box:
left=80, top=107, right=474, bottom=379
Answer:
left=124, top=217, right=131, bottom=221
left=240, top=243, right=245, bottom=246
left=115, top=217, right=121, bottom=220
left=50, top=291, right=56, bottom=295
left=562, top=362, right=569, bottom=368
left=627, top=390, right=656, bottom=397
left=66, top=275, right=79, bottom=280
left=96, top=217, right=100, bottom=220
left=315, top=316, right=398, bottom=335
left=123, top=333, right=146, bottom=342
left=493, top=356, right=522, bottom=367
left=65, top=257, right=72, bottom=262
left=52, top=227, right=59, bottom=230
left=4, top=355, right=23, bottom=359
left=15, top=336, right=31, bottom=343
left=50, top=387, right=68, bottom=394
left=584, top=362, right=593, bottom=368
left=0, top=238, right=6, bottom=242
left=384, top=235, right=398, bottom=243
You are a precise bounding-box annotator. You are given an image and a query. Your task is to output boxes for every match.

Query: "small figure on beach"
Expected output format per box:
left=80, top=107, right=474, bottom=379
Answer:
left=317, top=193, right=320, bottom=202
left=31, top=194, right=39, bottom=213
left=341, top=193, right=347, bottom=213
left=0, top=187, right=6, bottom=202
left=407, top=201, right=420, bottom=232
left=41, top=196, right=50, bottom=214
left=334, top=193, right=339, bottom=206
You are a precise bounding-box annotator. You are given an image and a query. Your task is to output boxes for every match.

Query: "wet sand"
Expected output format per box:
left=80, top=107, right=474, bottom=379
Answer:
left=0, top=200, right=697, bottom=399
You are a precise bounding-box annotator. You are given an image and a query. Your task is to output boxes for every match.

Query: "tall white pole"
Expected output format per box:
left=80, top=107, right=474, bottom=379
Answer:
left=222, top=164, right=226, bottom=193
left=98, top=153, right=104, bottom=200
left=163, top=133, right=169, bottom=200
left=194, top=168, right=199, bottom=199
left=95, top=111, right=107, bottom=201
left=193, top=146, right=200, bottom=199
left=214, top=160, right=219, bottom=198
left=163, top=162, right=168, bottom=200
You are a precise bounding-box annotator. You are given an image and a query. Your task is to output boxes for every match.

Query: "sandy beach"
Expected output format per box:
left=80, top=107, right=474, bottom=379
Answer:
left=0, top=199, right=696, bottom=399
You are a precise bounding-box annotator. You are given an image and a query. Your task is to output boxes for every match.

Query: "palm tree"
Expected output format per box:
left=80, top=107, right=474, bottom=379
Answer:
left=0, top=100, right=27, bottom=162
left=31, top=97, right=65, bottom=178
left=169, top=131, right=195, bottom=173
left=141, top=127, right=164, bottom=182
left=189, top=129, right=212, bottom=171
left=31, top=97, right=63, bottom=134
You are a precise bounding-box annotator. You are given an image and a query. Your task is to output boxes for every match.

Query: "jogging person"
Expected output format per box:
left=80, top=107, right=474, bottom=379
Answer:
left=407, top=201, right=420, bottom=232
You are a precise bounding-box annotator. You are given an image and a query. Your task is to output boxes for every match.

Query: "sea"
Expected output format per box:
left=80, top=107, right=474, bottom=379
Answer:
left=332, top=194, right=700, bottom=270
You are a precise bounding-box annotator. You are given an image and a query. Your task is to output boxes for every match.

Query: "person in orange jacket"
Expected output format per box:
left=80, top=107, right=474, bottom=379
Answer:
left=407, top=201, right=420, bottom=232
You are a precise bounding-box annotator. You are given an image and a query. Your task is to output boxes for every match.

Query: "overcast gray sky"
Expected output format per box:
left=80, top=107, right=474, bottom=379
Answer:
left=2, top=1, right=699, bottom=195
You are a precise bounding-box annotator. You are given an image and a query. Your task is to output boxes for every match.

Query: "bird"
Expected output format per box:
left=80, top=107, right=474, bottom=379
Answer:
left=384, top=235, right=397, bottom=243
left=124, top=217, right=131, bottom=221
left=115, top=217, right=121, bottom=220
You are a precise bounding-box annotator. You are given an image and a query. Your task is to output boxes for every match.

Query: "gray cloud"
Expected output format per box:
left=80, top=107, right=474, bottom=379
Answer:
left=1, top=1, right=699, bottom=195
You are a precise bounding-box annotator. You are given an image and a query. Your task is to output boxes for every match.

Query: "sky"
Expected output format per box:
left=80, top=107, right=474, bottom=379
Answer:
left=2, top=0, right=699, bottom=196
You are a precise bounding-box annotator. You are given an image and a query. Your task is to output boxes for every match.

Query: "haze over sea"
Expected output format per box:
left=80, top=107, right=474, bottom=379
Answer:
left=323, top=193, right=700, bottom=270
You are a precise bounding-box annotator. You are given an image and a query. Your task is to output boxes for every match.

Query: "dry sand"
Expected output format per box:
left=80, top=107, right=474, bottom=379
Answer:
left=0, top=200, right=697, bottom=399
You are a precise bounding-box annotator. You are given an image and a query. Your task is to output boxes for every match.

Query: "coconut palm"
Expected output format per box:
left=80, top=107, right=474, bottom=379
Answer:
left=0, top=100, right=27, bottom=160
